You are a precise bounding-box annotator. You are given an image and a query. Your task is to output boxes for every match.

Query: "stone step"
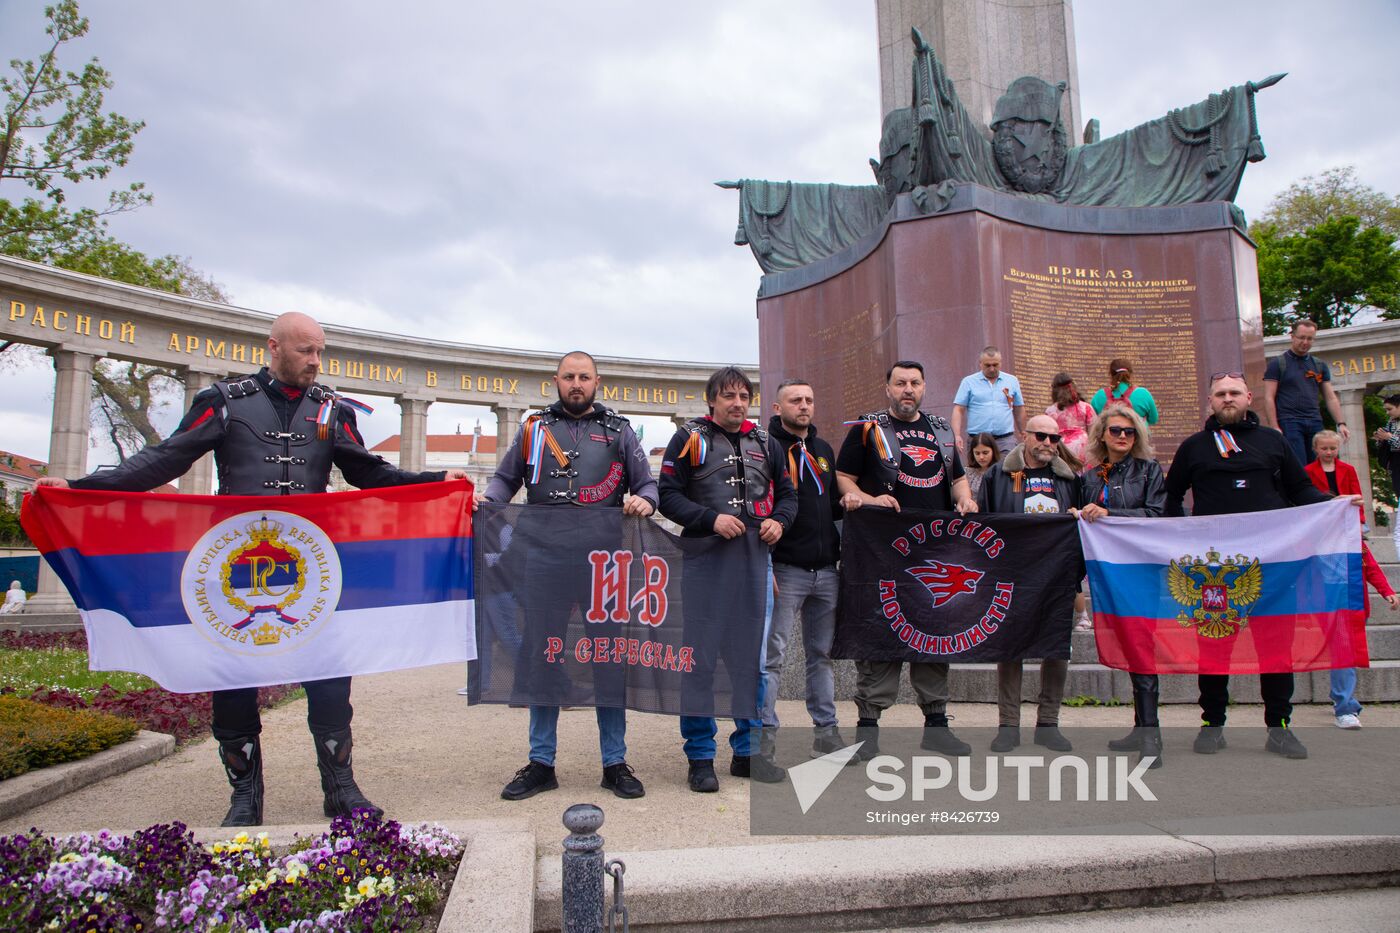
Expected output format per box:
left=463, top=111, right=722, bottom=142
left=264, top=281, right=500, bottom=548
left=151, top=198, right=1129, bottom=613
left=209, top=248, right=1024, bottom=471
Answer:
left=776, top=643, right=1400, bottom=706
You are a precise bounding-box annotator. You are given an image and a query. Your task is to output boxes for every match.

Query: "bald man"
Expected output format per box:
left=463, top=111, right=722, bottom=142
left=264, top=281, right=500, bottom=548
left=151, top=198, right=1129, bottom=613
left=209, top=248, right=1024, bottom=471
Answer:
left=39, top=311, right=467, bottom=826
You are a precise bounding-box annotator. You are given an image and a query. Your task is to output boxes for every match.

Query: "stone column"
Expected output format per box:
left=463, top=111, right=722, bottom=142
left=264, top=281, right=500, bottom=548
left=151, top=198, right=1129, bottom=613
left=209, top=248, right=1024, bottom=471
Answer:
left=877, top=0, right=1081, bottom=140
left=28, top=349, right=97, bottom=615
left=1338, top=388, right=1374, bottom=520
left=179, top=369, right=221, bottom=495
left=495, top=406, right=525, bottom=456
left=395, top=394, right=433, bottom=473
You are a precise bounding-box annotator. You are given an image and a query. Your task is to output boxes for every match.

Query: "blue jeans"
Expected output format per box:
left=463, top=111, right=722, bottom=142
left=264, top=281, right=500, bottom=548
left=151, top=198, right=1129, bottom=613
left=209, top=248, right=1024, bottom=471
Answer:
left=680, top=560, right=774, bottom=760
left=528, top=706, right=627, bottom=767
left=1330, top=668, right=1363, bottom=717
left=762, top=563, right=839, bottom=728
left=1280, top=416, right=1323, bottom=466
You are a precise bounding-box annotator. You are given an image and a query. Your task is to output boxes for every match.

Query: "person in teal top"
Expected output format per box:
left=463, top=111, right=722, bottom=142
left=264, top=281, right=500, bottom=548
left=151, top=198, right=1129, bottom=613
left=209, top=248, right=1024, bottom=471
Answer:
left=1089, top=358, right=1159, bottom=426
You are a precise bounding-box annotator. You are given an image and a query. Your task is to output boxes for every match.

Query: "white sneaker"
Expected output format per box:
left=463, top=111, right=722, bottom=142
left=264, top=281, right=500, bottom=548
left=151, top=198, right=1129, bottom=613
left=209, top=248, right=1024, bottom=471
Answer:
left=456, top=686, right=471, bottom=696
left=1335, top=713, right=1361, bottom=730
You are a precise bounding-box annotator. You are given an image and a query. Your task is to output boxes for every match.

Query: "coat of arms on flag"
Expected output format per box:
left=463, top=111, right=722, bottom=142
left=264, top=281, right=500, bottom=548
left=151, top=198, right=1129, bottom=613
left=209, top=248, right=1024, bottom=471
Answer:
left=1167, top=548, right=1262, bottom=639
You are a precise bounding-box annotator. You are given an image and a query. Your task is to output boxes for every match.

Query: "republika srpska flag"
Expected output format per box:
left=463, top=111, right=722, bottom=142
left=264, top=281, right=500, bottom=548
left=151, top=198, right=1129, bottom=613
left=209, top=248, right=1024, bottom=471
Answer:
left=20, top=482, right=474, bottom=692
left=468, top=502, right=768, bottom=718
left=834, top=509, right=1083, bottom=662
left=1079, top=498, right=1366, bottom=674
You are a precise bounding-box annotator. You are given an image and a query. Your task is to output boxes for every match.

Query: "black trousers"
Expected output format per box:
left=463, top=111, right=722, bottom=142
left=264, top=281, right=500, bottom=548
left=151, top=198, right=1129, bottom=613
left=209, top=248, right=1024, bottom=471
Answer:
left=211, top=677, right=352, bottom=741
left=1198, top=673, right=1293, bottom=728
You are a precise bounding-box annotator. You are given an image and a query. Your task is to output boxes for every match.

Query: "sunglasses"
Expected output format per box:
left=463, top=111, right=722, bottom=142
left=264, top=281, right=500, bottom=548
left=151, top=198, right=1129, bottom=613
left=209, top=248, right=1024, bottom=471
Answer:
left=1210, top=371, right=1245, bottom=382
left=1107, top=426, right=1137, bottom=438
left=1031, top=431, right=1062, bottom=444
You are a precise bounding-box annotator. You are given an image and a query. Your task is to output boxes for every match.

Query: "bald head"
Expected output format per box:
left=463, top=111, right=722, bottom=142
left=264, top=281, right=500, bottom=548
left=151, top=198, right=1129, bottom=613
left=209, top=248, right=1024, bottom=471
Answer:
left=1024, top=414, right=1060, bottom=467
left=267, top=312, right=325, bottom=387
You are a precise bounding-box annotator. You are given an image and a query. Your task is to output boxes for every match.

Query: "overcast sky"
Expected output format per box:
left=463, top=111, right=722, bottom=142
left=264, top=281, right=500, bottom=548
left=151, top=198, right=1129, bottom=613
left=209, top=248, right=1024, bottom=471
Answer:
left=3, top=0, right=1398, bottom=467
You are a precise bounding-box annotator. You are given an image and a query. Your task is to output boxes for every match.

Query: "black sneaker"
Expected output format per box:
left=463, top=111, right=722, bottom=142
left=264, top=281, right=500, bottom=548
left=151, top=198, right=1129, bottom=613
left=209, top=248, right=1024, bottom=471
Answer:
left=1033, top=724, right=1072, bottom=752
left=501, top=761, right=558, bottom=800
left=687, top=759, right=719, bottom=793
left=601, top=761, right=645, bottom=799
left=812, top=726, right=849, bottom=759
left=854, top=719, right=881, bottom=761
left=920, top=725, right=972, bottom=756
left=731, top=754, right=787, bottom=783
left=1192, top=726, right=1227, bottom=754
left=1265, top=727, right=1308, bottom=760
left=990, top=726, right=1020, bottom=752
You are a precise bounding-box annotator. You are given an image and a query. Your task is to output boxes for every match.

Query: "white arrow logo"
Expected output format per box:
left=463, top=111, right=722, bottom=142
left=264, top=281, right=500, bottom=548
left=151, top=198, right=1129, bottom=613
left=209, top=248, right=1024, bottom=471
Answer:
left=788, top=741, right=863, bottom=814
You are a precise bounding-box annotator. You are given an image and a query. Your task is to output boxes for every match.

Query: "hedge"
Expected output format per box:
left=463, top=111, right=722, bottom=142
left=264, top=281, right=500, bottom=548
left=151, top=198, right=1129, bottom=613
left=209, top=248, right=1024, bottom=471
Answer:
left=0, top=695, right=138, bottom=780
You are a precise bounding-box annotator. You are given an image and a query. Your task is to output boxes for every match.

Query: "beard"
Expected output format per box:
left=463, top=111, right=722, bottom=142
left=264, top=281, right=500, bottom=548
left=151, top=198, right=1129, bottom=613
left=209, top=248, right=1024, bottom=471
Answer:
left=560, top=391, right=596, bottom=416
left=1213, top=406, right=1246, bottom=425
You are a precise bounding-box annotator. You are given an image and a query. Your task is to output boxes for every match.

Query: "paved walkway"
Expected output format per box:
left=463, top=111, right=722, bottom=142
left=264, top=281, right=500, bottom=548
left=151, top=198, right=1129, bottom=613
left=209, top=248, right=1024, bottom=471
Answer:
left=2, top=663, right=1395, bottom=856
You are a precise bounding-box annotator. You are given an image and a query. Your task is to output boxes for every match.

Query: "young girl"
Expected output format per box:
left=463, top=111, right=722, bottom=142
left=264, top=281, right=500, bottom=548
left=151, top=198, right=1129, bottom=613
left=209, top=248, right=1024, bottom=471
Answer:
left=1304, top=429, right=1398, bottom=729
left=964, top=432, right=1000, bottom=500
left=1046, top=373, right=1095, bottom=465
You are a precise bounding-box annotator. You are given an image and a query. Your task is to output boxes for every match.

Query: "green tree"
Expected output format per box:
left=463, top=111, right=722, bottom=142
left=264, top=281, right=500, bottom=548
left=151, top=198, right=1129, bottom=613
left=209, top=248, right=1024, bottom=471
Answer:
left=1257, top=216, right=1400, bottom=335
left=1254, top=165, right=1400, bottom=238
left=1, top=0, right=148, bottom=250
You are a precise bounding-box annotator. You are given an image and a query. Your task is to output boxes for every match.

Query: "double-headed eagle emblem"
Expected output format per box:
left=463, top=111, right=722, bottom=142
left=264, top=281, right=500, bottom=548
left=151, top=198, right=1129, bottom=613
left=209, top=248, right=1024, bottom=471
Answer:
left=1167, top=548, right=1262, bottom=639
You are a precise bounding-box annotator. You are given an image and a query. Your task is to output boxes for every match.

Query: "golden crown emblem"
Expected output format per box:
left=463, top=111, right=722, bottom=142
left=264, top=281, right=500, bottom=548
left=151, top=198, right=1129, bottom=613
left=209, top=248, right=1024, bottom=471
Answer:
left=246, top=515, right=285, bottom=543
left=251, top=620, right=282, bottom=646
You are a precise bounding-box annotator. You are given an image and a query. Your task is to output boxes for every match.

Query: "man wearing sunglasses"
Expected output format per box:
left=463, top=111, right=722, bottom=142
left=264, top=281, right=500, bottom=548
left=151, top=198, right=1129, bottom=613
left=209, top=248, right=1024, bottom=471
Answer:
left=976, top=413, right=1084, bottom=752
left=1166, top=372, right=1358, bottom=761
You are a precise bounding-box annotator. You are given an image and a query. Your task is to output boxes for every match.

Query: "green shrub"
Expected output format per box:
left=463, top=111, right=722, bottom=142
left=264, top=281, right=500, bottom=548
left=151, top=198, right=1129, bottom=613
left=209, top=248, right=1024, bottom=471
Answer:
left=0, top=695, right=138, bottom=779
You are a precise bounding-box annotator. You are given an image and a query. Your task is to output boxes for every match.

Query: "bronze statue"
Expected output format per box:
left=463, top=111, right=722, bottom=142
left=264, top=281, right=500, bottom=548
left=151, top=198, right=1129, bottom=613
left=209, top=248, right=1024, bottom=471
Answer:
left=723, top=28, right=1285, bottom=274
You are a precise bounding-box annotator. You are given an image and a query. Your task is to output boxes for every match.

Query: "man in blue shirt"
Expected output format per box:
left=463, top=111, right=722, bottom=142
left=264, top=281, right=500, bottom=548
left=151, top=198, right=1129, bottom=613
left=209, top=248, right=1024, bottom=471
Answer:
left=951, top=346, right=1025, bottom=456
left=1262, top=319, right=1350, bottom=465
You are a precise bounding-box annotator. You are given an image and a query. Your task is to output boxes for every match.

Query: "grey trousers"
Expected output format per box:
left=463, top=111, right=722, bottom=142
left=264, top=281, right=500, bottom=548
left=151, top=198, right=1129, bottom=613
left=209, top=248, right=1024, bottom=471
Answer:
left=997, top=659, right=1069, bottom=726
left=854, top=661, right=949, bottom=720
left=762, top=563, right=839, bottom=728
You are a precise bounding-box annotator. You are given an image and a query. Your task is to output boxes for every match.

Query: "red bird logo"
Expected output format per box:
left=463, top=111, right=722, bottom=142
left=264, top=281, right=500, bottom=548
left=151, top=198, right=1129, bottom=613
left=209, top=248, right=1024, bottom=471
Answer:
left=906, top=561, right=984, bottom=607
left=900, top=444, right=940, bottom=466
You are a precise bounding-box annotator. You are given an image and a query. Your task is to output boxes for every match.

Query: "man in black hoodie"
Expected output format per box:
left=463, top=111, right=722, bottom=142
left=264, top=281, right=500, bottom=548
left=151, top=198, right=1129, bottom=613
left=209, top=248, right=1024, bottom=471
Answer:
left=1166, top=373, right=1356, bottom=760
left=763, top=380, right=845, bottom=756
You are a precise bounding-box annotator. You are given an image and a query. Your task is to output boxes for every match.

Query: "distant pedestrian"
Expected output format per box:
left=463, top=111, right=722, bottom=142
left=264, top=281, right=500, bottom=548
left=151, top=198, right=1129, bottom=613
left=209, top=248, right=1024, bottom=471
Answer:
left=1046, top=372, right=1095, bottom=465
left=952, top=346, right=1024, bottom=456
left=1089, top=358, right=1159, bottom=426
left=1372, top=394, right=1400, bottom=551
left=1262, top=319, right=1350, bottom=464
left=963, top=432, right=1001, bottom=501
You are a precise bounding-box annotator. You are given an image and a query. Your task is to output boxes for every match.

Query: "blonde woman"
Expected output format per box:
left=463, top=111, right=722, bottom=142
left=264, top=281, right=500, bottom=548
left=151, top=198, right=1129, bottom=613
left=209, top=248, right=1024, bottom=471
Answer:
left=1074, top=405, right=1167, bottom=767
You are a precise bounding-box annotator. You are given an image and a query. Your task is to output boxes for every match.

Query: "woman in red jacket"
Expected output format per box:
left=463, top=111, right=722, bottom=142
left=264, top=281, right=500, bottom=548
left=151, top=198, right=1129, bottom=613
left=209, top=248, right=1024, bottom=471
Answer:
left=1304, top=430, right=1397, bottom=729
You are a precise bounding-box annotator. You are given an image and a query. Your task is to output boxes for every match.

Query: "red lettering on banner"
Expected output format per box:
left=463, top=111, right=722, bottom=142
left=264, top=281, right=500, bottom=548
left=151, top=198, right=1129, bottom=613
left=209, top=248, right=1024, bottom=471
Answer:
left=640, top=641, right=657, bottom=666
left=879, top=580, right=897, bottom=601
left=587, top=550, right=634, bottom=622
left=976, top=528, right=997, bottom=547
left=986, top=539, right=1004, bottom=558
left=960, top=521, right=981, bottom=539
left=928, top=519, right=944, bottom=537
left=627, top=640, right=641, bottom=665
left=545, top=637, right=563, bottom=662
left=677, top=646, right=695, bottom=672
left=576, top=639, right=592, bottom=662
left=593, top=636, right=609, bottom=662
left=662, top=644, right=678, bottom=670
left=612, top=637, right=628, bottom=663
left=947, top=519, right=962, bottom=537
left=893, top=537, right=910, bottom=555
left=631, top=555, right=670, bottom=625
left=909, top=523, right=926, bottom=543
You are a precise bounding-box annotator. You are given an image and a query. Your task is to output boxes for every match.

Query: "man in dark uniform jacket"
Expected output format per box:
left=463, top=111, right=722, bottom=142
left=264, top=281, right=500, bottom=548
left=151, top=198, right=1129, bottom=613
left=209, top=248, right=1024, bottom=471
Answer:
left=477, top=351, right=658, bottom=802
left=38, top=312, right=464, bottom=826
left=659, top=366, right=797, bottom=792
left=836, top=360, right=978, bottom=758
left=1166, top=372, right=1358, bottom=761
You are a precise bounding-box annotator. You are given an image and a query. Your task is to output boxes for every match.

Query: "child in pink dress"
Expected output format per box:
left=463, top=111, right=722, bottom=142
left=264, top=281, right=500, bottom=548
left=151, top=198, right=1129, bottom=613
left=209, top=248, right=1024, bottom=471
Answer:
left=1046, top=372, right=1095, bottom=464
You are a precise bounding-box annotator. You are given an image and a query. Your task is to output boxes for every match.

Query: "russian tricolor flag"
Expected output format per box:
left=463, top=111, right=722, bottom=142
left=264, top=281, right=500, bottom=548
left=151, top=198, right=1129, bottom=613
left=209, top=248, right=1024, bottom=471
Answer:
left=1080, top=498, right=1366, bottom=674
left=21, top=482, right=474, bottom=693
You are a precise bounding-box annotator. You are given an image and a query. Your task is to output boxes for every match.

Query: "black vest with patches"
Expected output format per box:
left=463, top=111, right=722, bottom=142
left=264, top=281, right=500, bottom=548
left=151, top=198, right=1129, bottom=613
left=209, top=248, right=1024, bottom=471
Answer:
left=683, top=419, right=774, bottom=519
left=524, top=407, right=630, bottom=507
left=214, top=375, right=335, bottom=496
left=855, top=410, right=955, bottom=495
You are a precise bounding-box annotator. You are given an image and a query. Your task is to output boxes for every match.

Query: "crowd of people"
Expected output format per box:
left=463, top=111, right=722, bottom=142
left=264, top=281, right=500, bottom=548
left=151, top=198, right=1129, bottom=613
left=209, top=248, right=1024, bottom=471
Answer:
left=32, top=312, right=1377, bottom=825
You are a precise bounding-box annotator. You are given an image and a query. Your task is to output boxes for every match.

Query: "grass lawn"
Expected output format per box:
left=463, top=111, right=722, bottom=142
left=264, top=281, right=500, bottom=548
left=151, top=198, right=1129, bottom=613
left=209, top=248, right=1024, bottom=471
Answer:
left=0, top=646, right=157, bottom=698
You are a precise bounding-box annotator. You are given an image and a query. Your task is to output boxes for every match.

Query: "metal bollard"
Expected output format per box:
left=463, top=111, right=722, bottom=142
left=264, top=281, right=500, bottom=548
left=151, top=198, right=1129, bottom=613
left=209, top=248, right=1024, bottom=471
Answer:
left=561, top=803, right=606, bottom=933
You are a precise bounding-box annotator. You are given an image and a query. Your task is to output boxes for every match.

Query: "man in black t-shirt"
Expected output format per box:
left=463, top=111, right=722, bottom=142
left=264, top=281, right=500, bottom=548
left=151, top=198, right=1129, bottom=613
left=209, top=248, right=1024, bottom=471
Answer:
left=1262, top=318, right=1350, bottom=465
left=836, top=361, right=978, bottom=757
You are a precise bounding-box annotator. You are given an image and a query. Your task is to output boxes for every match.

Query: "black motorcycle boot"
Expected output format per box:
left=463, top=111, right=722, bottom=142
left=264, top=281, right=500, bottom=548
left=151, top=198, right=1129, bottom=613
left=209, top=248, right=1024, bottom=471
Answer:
left=313, top=728, right=383, bottom=819
left=218, top=735, right=264, bottom=827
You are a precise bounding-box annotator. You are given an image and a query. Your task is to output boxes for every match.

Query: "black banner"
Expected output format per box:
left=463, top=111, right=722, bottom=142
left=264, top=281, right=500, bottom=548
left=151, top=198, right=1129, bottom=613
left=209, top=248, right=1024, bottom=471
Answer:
left=833, top=509, right=1082, bottom=662
left=468, top=503, right=768, bottom=718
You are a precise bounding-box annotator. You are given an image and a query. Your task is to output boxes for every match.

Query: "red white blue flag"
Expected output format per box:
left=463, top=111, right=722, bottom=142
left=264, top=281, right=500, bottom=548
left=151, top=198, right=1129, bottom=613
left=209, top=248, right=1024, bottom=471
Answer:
left=21, top=482, right=474, bottom=692
left=1080, top=498, right=1366, bottom=674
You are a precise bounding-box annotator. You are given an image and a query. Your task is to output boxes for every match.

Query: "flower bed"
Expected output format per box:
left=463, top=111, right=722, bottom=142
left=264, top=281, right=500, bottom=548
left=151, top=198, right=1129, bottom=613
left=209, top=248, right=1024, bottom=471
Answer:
left=0, top=695, right=138, bottom=779
left=1, top=629, right=300, bottom=742
left=0, top=812, right=463, bottom=931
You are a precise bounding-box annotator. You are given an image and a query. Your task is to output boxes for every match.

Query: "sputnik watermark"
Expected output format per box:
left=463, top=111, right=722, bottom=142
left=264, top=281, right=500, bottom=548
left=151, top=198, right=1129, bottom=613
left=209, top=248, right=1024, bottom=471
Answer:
left=788, top=742, right=1156, bottom=816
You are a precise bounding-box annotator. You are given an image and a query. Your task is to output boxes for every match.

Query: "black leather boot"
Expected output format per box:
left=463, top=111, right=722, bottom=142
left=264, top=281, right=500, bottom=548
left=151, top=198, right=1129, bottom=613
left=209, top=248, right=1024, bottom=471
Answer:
left=313, top=728, right=383, bottom=819
left=1135, top=688, right=1163, bottom=769
left=218, top=735, right=264, bottom=827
